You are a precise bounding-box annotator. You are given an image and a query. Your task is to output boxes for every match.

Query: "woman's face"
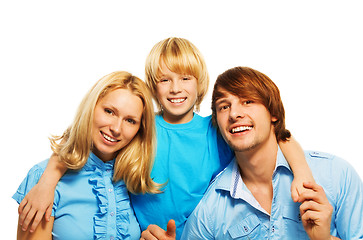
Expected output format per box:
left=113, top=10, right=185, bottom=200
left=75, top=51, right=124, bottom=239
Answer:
left=92, top=88, right=143, bottom=162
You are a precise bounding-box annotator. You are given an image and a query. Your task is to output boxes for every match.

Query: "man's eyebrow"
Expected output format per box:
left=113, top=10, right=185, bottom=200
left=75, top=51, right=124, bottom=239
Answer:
left=215, top=98, right=228, bottom=105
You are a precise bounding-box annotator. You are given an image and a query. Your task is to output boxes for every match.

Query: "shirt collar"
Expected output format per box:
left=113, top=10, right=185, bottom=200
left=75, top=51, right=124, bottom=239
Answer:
left=275, top=147, right=292, bottom=173
left=84, top=152, right=115, bottom=171
left=215, top=147, right=292, bottom=214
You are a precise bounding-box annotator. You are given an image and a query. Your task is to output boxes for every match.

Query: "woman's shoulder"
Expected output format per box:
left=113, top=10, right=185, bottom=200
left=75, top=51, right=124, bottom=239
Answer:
left=13, top=159, right=49, bottom=204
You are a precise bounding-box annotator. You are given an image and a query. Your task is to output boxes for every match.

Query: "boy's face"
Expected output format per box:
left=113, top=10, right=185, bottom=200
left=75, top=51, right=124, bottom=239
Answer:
left=215, top=87, right=277, bottom=153
left=156, top=60, right=198, bottom=124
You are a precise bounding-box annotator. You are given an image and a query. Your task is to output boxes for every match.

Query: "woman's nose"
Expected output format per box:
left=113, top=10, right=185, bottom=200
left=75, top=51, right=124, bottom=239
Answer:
left=109, top=118, right=122, bottom=136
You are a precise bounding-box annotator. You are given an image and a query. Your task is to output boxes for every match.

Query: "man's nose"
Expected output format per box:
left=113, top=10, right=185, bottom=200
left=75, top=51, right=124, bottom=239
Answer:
left=229, top=104, right=245, bottom=121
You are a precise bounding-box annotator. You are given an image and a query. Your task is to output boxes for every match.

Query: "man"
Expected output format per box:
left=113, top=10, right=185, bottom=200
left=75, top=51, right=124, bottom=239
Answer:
left=180, top=67, right=363, bottom=239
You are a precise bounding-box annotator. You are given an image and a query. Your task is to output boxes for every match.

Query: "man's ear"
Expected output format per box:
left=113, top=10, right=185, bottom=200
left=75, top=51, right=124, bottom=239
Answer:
left=271, top=116, right=278, bottom=123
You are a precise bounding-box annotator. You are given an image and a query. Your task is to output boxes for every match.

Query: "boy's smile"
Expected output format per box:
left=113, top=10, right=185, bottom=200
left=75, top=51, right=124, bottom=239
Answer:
left=156, top=60, right=198, bottom=124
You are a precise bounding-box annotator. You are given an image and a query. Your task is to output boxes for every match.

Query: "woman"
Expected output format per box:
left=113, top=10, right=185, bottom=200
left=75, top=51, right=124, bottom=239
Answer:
left=13, top=71, right=160, bottom=239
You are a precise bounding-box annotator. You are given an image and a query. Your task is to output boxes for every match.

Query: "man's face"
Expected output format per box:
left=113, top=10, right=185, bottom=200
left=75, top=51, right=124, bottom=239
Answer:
left=215, top=87, right=277, bottom=153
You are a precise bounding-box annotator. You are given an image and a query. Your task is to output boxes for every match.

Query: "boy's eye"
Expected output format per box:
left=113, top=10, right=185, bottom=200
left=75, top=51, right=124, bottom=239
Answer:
left=243, top=100, right=253, bottom=105
left=159, top=79, right=169, bottom=83
left=182, top=77, right=190, bottom=81
left=105, top=108, right=113, bottom=115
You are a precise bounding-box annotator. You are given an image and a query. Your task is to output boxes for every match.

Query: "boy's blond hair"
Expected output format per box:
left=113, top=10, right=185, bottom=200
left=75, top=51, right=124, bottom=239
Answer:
left=50, top=71, right=160, bottom=194
left=145, top=37, right=209, bottom=112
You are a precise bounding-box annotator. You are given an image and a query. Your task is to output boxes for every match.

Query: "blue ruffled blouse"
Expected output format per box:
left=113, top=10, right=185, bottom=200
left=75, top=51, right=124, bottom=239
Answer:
left=13, top=152, right=141, bottom=240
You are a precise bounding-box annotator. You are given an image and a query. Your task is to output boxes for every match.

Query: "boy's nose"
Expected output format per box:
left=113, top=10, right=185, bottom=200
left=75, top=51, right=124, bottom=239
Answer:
left=170, top=80, right=182, bottom=93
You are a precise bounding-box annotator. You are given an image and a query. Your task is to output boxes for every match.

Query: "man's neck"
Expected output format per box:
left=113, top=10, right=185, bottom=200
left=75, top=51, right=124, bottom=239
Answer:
left=235, top=138, right=278, bottom=183
left=235, top=138, right=278, bottom=214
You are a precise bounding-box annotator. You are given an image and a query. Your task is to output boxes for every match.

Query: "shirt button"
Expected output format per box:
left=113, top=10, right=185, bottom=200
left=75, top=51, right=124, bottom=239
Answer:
left=110, top=212, right=115, bottom=217
left=109, top=188, right=113, bottom=193
left=110, top=236, right=114, bottom=240
left=272, top=225, right=275, bottom=232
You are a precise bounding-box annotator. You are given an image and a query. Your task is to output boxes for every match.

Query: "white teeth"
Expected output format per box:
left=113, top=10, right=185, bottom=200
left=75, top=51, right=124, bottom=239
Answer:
left=231, top=126, right=252, bottom=133
left=170, top=98, right=185, bottom=103
left=102, top=132, right=118, bottom=142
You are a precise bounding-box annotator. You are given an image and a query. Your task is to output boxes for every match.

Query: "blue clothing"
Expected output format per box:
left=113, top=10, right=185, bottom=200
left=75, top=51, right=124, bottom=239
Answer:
left=130, top=114, right=233, bottom=239
left=182, top=149, right=363, bottom=239
left=13, top=153, right=140, bottom=240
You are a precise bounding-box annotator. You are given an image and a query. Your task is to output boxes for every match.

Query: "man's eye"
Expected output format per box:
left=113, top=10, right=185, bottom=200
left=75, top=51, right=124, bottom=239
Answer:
left=219, top=105, right=230, bottom=111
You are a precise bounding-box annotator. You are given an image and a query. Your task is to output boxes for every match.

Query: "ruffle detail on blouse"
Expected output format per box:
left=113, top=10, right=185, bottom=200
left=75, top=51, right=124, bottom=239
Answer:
left=86, top=155, right=132, bottom=240
left=114, top=180, right=132, bottom=239
left=89, top=170, right=109, bottom=239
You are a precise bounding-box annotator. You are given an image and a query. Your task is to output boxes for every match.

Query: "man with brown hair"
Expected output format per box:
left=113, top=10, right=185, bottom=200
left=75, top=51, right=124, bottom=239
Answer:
left=181, top=67, right=363, bottom=239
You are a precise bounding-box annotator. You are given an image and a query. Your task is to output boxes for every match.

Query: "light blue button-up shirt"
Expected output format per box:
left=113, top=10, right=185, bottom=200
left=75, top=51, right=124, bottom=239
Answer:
left=13, top=153, right=141, bottom=240
left=181, top=148, right=363, bottom=239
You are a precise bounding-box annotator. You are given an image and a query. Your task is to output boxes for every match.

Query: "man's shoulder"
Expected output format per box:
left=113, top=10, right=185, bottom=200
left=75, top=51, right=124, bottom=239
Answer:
left=304, top=150, right=361, bottom=198
left=305, top=150, right=335, bottom=160
left=304, top=150, right=352, bottom=170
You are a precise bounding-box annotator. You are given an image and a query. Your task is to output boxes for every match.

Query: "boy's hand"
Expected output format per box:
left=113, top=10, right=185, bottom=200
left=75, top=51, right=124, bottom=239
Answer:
left=140, top=219, right=176, bottom=240
left=18, top=181, right=55, bottom=233
left=291, top=174, right=315, bottom=202
left=290, top=165, right=316, bottom=202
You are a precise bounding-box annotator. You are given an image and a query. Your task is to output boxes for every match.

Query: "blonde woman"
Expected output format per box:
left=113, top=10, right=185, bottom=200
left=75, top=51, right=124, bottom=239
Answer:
left=13, top=71, right=159, bottom=240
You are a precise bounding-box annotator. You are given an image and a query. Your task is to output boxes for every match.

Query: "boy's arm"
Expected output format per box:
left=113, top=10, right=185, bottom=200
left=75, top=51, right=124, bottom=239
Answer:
left=279, top=137, right=315, bottom=202
left=18, top=153, right=67, bottom=232
left=17, top=216, right=54, bottom=240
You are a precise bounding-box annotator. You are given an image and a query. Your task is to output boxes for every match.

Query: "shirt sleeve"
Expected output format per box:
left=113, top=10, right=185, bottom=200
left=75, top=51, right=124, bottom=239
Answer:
left=12, top=160, right=47, bottom=204
left=181, top=200, right=214, bottom=240
left=332, top=156, right=363, bottom=239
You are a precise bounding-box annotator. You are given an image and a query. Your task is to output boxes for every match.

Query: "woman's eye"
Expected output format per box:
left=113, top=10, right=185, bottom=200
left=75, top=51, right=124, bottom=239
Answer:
left=126, top=119, right=136, bottom=124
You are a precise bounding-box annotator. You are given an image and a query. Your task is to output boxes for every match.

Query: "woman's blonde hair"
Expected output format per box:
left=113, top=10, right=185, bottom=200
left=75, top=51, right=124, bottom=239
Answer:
left=145, top=37, right=209, bottom=112
left=50, top=71, right=160, bottom=194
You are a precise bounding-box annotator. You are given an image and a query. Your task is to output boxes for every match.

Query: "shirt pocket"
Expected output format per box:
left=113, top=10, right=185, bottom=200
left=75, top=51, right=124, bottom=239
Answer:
left=227, top=214, right=262, bottom=239
left=283, top=204, right=309, bottom=239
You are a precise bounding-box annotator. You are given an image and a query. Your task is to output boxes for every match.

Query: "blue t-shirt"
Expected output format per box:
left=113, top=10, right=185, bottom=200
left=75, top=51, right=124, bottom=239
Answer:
left=130, top=114, right=233, bottom=239
left=13, top=152, right=141, bottom=240
left=182, top=149, right=363, bottom=239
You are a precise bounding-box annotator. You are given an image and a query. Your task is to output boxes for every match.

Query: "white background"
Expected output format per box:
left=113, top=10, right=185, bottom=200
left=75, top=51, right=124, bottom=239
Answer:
left=1, top=1, right=362, bottom=238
